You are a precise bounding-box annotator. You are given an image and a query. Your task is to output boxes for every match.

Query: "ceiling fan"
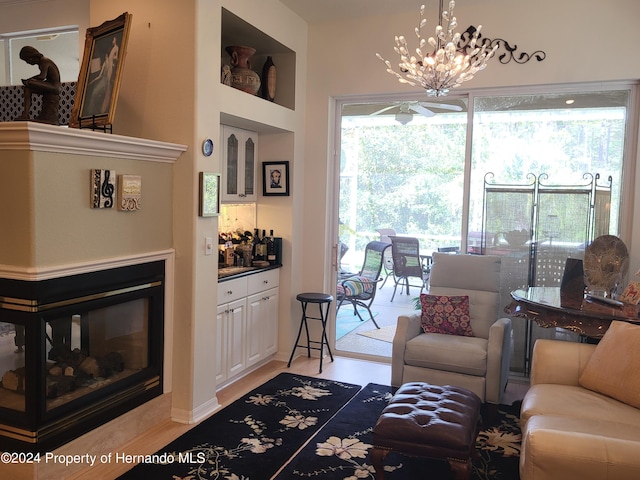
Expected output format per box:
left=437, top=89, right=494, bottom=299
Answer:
left=369, top=101, right=463, bottom=124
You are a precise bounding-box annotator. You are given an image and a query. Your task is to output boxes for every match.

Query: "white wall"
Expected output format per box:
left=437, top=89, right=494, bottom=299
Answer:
left=300, top=0, right=640, bottom=292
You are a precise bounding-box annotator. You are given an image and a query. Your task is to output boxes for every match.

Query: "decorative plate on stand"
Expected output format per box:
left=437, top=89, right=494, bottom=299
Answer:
left=583, top=235, right=629, bottom=297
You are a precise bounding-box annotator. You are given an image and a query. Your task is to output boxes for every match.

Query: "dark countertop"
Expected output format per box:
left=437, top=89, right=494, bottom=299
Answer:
left=218, top=264, right=282, bottom=282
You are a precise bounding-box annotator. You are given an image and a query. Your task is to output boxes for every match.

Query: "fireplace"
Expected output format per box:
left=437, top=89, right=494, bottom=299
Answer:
left=0, top=260, right=164, bottom=452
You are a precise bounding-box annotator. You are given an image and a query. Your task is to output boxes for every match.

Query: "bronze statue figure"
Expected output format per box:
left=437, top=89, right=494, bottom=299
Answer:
left=14, top=46, right=61, bottom=125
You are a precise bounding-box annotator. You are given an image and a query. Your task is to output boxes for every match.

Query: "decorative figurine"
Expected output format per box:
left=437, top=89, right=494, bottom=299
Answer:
left=14, top=46, right=61, bottom=125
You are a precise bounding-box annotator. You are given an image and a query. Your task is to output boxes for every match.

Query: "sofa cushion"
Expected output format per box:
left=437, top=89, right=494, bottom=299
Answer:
left=521, top=383, right=640, bottom=430
left=420, top=294, right=473, bottom=336
left=579, top=321, right=640, bottom=409
left=404, top=333, right=488, bottom=377
left=521, top=414, right=640, bottom=480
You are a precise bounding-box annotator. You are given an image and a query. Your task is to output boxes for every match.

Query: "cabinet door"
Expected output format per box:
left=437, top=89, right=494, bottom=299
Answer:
left=215, top=305, right=227, bottom=384
left=246, top=287, right=279, bottom=367
left=246, top=293, right=263, bottom=367
left=221, top=126, right=257, bottom=202
left=262, top=288, right=279, bottom=357
left=226, top=298, right=246, bottom=377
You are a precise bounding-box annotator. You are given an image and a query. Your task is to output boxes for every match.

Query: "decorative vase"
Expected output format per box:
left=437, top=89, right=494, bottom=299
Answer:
left=261, top=56, right=276, bottom=101
left=225, top=45, right=261, bottom=95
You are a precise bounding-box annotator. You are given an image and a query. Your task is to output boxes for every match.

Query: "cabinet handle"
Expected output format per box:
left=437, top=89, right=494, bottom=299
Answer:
left=263, top=280, right=268, bottom=284
left=227, top=290, right=233, bottom=294
left=230, top=307, right=235, bottom=313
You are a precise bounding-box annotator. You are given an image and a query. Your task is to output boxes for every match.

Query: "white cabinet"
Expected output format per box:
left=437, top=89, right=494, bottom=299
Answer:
left=247, top=287, right=279, bottom=367
left=221, top=126, right=258, bottom=203
left=216, top=298, right=246, bottom=384
left=216, top=269, right=279, bottom=387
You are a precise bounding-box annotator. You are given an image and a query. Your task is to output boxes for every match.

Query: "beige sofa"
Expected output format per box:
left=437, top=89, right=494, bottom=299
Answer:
left=520, top=337, right=640, bottom=480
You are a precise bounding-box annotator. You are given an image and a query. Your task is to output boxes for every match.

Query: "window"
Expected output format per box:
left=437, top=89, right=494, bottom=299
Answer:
left=336, top=84, right=635, bottom=372
left=1, top=27, right=79, bottom=86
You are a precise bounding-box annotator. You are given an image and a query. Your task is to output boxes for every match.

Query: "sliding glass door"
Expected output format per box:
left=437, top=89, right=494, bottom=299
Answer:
left=335, top=84, right=634, bottom=373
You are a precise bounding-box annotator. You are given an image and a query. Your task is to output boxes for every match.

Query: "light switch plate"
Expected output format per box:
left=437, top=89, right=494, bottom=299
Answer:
left=205, top=237, right=213, bottom=255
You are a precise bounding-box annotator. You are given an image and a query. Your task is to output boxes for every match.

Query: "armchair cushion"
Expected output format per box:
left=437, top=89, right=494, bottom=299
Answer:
left=579, top=320, right=640, bottom=409
left=419, top=294, right=473, bottom=337
left=405, top=333, right=488, bottom=376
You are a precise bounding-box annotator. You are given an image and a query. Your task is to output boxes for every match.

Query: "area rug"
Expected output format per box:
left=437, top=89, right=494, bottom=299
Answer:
left=357, top=324, right=396, bottom=343
left=275, top=383, right=522, bottom=480
left=336, top=307, right=378, bottom=340
left=117, top=373, right=361, bottom=480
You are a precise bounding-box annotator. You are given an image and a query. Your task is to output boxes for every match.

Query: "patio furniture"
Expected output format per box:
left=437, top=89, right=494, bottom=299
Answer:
left=376, top=228, right=396, bottom=288
left=388, top=236, right=429, bottom=302
left=336, top=241, right=390, bottom=329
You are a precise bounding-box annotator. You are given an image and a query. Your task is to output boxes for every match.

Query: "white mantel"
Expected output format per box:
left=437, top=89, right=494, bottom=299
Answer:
left=0, top=121, right=187, bottom=162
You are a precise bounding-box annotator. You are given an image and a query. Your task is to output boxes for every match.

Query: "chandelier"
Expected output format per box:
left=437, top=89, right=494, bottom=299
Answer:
left=376, top=1, right=498, bottom=97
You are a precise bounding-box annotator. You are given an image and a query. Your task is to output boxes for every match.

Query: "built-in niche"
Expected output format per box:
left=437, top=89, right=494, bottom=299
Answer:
left=221, top=8, right=296, bottom=111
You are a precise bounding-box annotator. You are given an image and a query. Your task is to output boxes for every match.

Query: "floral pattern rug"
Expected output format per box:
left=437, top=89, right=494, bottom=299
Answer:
left=117, top=373, right=361, bottom=480
left=117, top=377, right=521, bottom=480
left=275, top=384, right=522, bottom=480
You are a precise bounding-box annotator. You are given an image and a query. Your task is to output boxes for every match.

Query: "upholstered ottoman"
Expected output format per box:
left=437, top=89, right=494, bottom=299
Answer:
left=371, top=382, right=482, bottom=480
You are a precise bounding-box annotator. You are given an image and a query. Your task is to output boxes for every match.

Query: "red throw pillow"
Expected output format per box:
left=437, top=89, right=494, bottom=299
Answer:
left=420, top=294, right=473, bottom=336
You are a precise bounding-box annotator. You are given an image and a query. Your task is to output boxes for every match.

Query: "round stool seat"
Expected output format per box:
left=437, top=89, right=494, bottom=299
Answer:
left=296, top=292, right=333, bottom=303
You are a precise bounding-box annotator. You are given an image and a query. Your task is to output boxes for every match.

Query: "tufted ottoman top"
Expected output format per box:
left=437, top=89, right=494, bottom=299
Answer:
left=373, top=382, right=481, bottom=459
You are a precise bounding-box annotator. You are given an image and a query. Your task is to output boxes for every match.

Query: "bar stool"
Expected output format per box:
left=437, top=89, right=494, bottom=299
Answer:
left=287, top=292, right=334, bottom=373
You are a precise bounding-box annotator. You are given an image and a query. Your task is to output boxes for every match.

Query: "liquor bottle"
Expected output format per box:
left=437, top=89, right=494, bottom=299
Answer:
left=252, top=229, right=260, bottom=261
left=267, top=229, right=276, bottom=264
left=257, top=229, right=268, bottom=260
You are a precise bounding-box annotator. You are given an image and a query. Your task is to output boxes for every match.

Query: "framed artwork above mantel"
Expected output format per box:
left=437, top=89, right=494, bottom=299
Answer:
left=69, top=12, right=132, bottom=130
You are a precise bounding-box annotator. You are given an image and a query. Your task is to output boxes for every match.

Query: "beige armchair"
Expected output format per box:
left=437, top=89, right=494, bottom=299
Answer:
left=391, top=253, right=512, bottom=405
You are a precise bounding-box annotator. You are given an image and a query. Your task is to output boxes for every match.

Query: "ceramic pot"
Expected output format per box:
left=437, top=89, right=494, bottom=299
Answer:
left=225, top=45, right=261, bottom=95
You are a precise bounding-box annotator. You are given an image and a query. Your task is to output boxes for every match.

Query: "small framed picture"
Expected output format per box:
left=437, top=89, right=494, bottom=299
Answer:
left=619, top=281, right=640, bottom=305
left=118, top=174, right=141, bottom=211
left=199, top=172, right=221, bottom=217
left=263, top=161, right=289, bottom=196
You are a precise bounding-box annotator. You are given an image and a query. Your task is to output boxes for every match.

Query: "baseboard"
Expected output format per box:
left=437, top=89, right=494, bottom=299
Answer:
left=171, top=396, right=221, bottom=424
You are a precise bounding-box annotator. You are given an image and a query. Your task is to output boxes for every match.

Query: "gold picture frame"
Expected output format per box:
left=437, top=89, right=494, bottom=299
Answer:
left=69, top=12, right=132, bottom=129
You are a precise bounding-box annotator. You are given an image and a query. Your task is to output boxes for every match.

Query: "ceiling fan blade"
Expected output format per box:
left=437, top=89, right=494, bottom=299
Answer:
left=410, top=104, right=436, bottom=117
left=369, top=105, right=396, bottom=116
left=419, top=102, right=463, bottom=112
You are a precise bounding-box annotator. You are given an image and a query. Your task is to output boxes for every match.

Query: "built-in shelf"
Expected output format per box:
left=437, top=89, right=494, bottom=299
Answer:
left=221, top=8, right=296, bottom=111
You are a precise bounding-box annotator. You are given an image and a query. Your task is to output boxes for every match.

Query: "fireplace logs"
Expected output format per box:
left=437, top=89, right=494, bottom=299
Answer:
left=1, top=346, right=126, bottom=399
left=1, top=367, right=26, bottom=393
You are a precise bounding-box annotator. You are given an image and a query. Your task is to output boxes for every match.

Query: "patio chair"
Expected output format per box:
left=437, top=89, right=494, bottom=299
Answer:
left=336, top=241, right=390, bottom=329
left=376, top=228, right=396, bottom=288
left=388, top=236, right=429, bottom=302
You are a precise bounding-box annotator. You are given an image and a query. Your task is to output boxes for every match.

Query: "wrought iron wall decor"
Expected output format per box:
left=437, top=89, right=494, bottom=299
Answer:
left=461, top=26, right=547, bottom=65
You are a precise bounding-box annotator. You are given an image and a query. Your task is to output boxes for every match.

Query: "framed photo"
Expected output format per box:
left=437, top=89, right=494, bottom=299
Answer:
left=117, top=174, right=142, bottom=211
left=619, top=281, right=640, bottom=305
left=69, top=12, right=132, bottom=129
left=199, top=172, right=221, bottom=217
left=263, top=161, right=290, bottom=196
